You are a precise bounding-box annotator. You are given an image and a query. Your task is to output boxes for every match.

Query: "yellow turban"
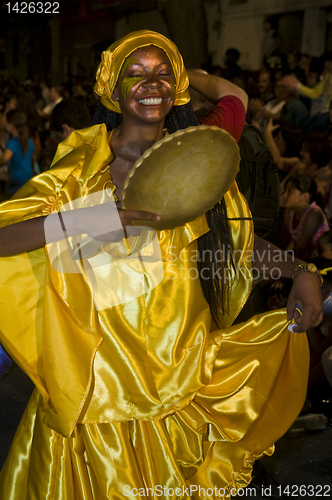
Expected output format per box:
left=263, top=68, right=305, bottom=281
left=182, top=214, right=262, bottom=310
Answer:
left=94, top=30, right=190, bottom=113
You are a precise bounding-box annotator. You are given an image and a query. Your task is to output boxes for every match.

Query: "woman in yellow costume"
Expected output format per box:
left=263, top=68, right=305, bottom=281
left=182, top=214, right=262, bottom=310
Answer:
left=0, top=30, right=323, bottom=499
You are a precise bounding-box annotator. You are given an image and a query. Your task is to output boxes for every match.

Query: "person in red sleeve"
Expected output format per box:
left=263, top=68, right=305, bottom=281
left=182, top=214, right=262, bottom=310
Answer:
left=187, top=68, right=247, bottom=143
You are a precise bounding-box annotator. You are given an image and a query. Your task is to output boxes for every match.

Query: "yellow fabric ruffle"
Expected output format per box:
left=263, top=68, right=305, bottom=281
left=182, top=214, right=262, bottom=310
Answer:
left=0, top=124, right=309, bottom=499
left=0, top=124, right=253, bottom=436
left=0, top=311, right=309, bottom=500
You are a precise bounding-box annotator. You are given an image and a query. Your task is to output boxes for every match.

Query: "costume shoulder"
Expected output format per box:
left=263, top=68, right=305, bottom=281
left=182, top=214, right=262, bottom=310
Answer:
left=50, top=123, right=109, bottom=167
left=0, top=124, right=112, bottom=229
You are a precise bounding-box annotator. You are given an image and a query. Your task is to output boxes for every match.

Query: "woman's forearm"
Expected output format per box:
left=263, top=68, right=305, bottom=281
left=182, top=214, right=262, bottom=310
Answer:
left=0, top=215, right=61, bottom=256
left=253, top=234, right=305, bottom=278
left=187, top=70, right=248, bottom=110
left=0, top=203, right=161, bottom=257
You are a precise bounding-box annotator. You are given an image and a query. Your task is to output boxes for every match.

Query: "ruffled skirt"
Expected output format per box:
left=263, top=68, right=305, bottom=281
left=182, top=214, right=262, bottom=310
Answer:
left=0, top=311, right=309, bottom=500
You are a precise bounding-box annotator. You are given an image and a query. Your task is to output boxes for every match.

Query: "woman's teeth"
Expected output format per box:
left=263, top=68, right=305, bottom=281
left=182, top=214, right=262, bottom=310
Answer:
left=139, top=98, right=163, bottom=105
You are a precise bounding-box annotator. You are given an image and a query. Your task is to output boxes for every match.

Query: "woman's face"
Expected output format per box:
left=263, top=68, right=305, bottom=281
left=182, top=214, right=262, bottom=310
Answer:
left=112, top=46, right=176, bottom=125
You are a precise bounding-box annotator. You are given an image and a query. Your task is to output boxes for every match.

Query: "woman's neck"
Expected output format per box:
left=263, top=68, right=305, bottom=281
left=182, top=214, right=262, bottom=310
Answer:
left=112, top=119, right=165, bottom=156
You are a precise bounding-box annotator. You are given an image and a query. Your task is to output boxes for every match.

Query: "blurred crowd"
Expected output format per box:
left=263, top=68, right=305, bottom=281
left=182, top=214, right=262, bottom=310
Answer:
left=0, top=76, right=99, bottom=198
left=1, top=21, right=332, bottom=416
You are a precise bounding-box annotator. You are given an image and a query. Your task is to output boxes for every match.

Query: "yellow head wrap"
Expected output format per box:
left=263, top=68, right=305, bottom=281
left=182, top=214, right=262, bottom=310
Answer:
left=94, top=29, right=190, bottom=114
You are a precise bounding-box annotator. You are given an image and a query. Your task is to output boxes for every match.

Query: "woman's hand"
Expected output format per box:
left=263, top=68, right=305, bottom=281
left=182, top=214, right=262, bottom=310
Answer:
left=287, top=273, right=323, bottom=333
left=66, top=203, right=161, bottom=242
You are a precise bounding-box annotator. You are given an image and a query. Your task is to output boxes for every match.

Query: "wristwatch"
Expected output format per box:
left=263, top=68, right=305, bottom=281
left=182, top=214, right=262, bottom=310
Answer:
left=292, top=263, right=323, bottom=284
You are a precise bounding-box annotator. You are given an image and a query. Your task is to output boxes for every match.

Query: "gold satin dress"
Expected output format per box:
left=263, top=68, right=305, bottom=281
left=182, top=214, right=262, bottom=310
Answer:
left=0, top=125, right=309, bottom=499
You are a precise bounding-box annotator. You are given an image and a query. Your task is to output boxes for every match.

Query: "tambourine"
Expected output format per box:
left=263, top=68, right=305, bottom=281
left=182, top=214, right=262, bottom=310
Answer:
left=71, top=125, right=240, bottom=259
left=121, top=125, right=240, bottom=230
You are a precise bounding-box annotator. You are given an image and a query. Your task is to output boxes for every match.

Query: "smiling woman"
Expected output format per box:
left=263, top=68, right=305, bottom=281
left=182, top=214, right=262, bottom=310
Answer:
left=111, top=46, right=176, bottom=135
left=0, top=30, right=315, bottom=500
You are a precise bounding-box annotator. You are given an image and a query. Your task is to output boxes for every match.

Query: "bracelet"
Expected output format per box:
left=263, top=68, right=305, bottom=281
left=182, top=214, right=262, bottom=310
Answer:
left=292, top=263, right=323, bottom=285
left=58, top=211, right=66, bottom=233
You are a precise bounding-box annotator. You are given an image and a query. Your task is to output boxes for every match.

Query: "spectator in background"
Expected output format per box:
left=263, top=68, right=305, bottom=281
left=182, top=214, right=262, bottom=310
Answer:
left=277, top=76, right=309, bottom=127
left=2, top=90, right=17, bottom=115
left=298, top=53, right=312, bottom=79
left=249, top=72, right=287, bottom=130
left=277, top=174, right=329, bottom=260
left=264, top=119, right=303, bottom=174
left=247, top=69, right=277, bottom=127
left=286, top=50, right=299, bottom=72
left=17, top=86, right=42, bottom=160
left=304, top=58, right=326, bottom=116
left=38, top=85, right=63, bottom=118
left=280, top=132, right=332, bottom=202
left=284, top=52, right=332, bottom=132
left=262, top=15, right=282, bottom=66
left=37, top=97, right=95, bottom=173
left=50, top=97, right=94, bottom=141
left=223, top=48, right=242, bottom=80
left=256, top=69, right=275, bottom=104
left=285, top=52, right=332, bottom=113
left=0, top=110, right=34, bottom=195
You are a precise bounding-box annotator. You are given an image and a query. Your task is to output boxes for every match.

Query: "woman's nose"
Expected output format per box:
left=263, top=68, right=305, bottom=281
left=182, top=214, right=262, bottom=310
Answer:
left=142, top=76, right=161, bottom=89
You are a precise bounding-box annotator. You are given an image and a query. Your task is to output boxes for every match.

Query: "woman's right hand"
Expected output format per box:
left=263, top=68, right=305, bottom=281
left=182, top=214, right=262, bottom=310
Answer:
left=67, top=203, right=161, bottom=242
left=118, top=208, right=161, bottom=228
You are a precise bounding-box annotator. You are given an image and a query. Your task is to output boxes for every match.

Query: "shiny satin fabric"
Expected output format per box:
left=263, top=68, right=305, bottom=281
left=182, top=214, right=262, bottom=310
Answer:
left=0, top=125, right=309, bottom=499
left=0, top=313, right=309, bottom=500
left=94, top=29, right=190, bottom=113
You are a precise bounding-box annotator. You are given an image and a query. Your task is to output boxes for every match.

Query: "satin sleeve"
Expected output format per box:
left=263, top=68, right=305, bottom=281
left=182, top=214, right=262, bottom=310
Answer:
left=0, top=172, right=64, bottom=228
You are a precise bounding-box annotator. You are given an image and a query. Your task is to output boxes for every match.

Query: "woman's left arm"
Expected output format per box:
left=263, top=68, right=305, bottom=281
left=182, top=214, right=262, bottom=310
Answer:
left=187, top=70, right=248, bottom=111
left=253, top=234, right=323, bottom=331
left=0, top=148, right=13, bottom=166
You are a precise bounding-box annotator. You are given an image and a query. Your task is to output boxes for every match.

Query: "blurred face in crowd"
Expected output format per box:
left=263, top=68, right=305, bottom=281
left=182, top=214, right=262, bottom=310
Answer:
left=282, top=182, right=308, bottom=209
left=275, top=79, right=293, bottom=102
left=306, top=72, right=319, bottom=88
left=287, top=53, right=297, bottom=66
left=4, top=116, right=16, bottom=136
left=298, top=55, right=310, bottom=72
left=257, top=72, right=271, bottom=95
